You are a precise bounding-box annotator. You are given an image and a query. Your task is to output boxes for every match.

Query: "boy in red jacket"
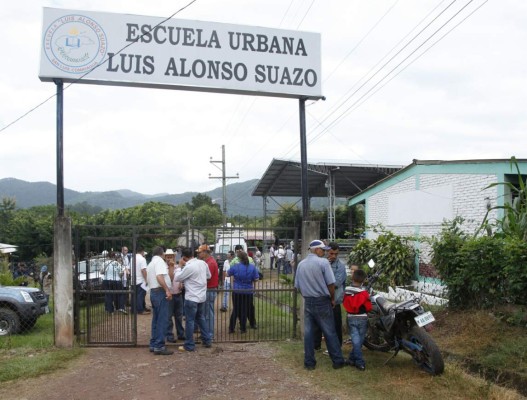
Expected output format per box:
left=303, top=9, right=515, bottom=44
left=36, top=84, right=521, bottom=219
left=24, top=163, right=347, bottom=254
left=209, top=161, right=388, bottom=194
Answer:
left=343, top=269, right=372, bottom=371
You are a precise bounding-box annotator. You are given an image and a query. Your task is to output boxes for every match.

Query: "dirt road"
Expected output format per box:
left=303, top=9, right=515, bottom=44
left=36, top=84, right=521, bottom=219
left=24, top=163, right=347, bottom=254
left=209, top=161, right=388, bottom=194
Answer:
left=0, top=342, right=339, bottom=400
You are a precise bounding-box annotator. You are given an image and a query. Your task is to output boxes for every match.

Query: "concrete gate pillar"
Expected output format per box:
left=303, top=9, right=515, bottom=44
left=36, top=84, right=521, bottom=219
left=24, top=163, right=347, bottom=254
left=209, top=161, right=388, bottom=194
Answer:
left=53, top=215, right=74, bottom=347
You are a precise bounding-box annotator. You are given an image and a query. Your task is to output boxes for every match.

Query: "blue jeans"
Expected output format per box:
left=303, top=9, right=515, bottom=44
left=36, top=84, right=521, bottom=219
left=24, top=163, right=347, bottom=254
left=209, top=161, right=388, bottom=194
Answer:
left=149, top=289, right=169, bottom=351
left=167, top=294, right=185, bottom=340
left=184, top=300, right=211, bottom=351
left=347, top=316, right=368, bottom=367
left=303, top=297, right=345, bottom=368
left=222, top=281, right=231, bottom=309
left=204, top=290, right=217, bottom=340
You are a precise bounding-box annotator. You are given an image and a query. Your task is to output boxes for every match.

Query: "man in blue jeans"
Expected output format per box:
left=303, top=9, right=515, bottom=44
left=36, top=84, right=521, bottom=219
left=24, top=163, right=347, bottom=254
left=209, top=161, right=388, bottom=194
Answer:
left=146, top=246, right=173, bottom=355
left=294, top=239, right=347, bottom=370
left=197, top=244, right=219, bottom=342
left=175, top=247, right=212, bottom=351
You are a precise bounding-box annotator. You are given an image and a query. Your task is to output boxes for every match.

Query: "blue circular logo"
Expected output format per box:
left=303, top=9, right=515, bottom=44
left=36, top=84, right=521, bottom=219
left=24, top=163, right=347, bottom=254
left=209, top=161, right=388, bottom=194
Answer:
left=44, top=14, right=107, bottom=74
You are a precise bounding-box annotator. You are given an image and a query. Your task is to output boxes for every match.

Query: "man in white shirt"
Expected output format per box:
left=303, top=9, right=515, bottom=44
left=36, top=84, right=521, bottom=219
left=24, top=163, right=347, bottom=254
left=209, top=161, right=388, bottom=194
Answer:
left=133, top=245, right=149, bottom=314
left=175, top=247, right=212, bottom=351
left=146, top=246, right=173, bottom=355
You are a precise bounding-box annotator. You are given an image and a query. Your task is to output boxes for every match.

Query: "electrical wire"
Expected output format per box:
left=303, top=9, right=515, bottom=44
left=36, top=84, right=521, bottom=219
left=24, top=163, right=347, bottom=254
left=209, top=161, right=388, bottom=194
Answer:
left=0, top=0, right=199, bottom=135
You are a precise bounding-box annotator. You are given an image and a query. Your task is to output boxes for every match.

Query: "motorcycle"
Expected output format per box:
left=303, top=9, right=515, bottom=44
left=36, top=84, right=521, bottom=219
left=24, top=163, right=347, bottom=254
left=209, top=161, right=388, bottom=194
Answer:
left=361, top=264, right=445, bottom=375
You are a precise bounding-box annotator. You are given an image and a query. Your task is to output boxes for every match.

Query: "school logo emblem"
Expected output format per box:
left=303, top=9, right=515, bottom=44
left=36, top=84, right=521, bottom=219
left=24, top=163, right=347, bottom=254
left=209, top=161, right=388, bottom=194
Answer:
left=44, top=14, right=107, bottom=74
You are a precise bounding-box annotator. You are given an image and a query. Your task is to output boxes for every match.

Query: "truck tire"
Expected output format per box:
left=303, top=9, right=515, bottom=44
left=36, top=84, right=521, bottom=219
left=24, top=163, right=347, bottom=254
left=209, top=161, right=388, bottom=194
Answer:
left=0, top=307, right=21, bottom=336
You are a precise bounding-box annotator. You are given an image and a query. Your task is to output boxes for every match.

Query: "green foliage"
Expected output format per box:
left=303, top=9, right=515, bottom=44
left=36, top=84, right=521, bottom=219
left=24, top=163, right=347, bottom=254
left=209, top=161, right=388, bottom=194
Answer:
left=431, top=218, right=527, bottom=308
left=274, top=204, right=301, bottom=239
left=348, top=229, right=416, bottom=289
left=479, top=156, right=527, bottom=240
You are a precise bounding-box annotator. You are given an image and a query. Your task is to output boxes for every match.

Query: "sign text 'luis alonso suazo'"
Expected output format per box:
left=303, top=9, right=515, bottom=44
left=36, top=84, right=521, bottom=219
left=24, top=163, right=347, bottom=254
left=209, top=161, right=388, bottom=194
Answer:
left=39, top=8, right=322, bottom=99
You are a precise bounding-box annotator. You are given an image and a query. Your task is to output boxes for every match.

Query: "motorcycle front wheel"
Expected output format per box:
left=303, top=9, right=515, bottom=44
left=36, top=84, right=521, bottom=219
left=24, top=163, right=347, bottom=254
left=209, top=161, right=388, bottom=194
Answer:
left=403, top=326, right=444, bottom=375
left=363, top=311, right=391, bottom=352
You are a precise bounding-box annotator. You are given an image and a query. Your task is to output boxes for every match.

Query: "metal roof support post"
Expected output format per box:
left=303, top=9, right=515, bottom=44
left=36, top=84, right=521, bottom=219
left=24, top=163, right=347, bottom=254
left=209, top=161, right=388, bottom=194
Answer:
left=327, top=170, right=336, bottom=241
left=299, top=98, right=309, bottom=221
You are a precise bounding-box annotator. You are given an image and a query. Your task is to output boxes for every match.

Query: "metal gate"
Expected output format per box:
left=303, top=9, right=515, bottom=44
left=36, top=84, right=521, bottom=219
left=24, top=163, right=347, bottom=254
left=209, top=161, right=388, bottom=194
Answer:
left=73, top=224, right=299, bottom=347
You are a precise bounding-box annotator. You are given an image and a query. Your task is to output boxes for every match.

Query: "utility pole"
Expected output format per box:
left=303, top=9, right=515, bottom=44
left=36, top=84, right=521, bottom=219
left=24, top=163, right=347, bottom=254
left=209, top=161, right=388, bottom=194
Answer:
left=209, top=144, right=238, bottom=226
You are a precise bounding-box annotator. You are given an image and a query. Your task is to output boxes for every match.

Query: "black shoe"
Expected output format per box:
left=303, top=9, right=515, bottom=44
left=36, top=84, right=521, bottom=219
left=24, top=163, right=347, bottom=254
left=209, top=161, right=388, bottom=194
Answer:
left=356, top=365, right=366, bottom=371
left=220, top=307, right=227, bottom=312
left=304, top=365, right=316, bottom=371
left=332, top=362, right=346, bottom=370
left=149, top=348, right=154, bottom=353
left=203, top=342, right=212, bottom=348
left=154, top=349, right=174, bottom=355
left=144, top=307, right=152, bottom=312
left=166, top=338, right=177, bottom=343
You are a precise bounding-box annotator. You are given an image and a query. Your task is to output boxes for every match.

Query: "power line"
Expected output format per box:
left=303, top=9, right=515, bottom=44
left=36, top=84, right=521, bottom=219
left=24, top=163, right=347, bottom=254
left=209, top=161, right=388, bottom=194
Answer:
left=307, top=0, right=482, bottom=144
left=0, top=0, right=199, bottom=135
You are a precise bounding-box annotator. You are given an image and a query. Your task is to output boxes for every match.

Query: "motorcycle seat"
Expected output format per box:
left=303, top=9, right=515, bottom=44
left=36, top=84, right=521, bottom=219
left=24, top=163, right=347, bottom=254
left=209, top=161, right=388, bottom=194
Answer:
left=376, top=297, right=395, bottom=314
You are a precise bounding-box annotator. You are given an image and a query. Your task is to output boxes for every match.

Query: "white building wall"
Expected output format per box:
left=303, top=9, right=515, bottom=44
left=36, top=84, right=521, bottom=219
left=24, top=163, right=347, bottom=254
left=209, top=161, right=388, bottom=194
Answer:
left=366, top=173, right=499, bottom=265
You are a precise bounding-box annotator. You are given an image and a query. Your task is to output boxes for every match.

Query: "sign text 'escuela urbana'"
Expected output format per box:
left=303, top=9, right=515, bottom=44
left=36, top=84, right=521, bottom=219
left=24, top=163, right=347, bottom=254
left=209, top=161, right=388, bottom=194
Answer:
left=39, top=8, right=322, bottom=99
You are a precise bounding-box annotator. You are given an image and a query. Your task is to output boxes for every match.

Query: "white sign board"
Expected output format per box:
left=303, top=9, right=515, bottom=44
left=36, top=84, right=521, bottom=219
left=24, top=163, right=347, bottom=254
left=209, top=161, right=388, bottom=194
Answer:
left=388, top=185, right=454, bottom=225
left=39, top=8, right=322, bottom=99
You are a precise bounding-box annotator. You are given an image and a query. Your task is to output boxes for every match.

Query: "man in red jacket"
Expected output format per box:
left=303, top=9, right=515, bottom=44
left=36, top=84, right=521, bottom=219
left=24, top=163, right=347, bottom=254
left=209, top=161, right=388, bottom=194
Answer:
left=197, top=244, right=219, bottom=341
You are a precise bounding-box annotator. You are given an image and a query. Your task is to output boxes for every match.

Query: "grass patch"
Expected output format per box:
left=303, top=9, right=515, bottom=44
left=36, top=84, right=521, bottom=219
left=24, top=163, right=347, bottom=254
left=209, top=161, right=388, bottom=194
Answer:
left=274, top=341, right=524, bottom=400
left=433, top=309, right=527, bottom=379
left=0, top=306, right=84, bottom=383
left=0, top=347, right=83, bottom=383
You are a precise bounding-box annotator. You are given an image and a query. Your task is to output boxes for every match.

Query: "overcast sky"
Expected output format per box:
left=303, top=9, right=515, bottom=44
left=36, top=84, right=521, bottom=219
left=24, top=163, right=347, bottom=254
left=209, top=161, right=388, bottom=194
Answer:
left=1, top=0, right=524, bottom=196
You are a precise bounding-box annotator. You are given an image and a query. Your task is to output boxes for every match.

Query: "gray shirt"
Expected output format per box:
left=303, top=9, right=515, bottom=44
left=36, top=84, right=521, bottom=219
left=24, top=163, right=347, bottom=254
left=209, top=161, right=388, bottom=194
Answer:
left=331, top=258, right=347, bottom=305
left=294, top=253, right=335, bottom=298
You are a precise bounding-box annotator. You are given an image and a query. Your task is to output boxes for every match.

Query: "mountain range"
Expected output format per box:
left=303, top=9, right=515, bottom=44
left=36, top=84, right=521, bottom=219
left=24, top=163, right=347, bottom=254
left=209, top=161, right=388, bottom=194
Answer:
left=0, top=178, right=336, bottom=217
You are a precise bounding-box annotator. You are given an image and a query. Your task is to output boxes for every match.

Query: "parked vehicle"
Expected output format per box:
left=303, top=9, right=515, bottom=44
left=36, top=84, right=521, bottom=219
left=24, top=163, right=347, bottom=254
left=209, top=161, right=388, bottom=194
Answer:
left=75, top=256, right=104, bottom=291
left=214, top=225, right=246, bottom=265
left=361, top=264, right=444, bottom=375
left=0, top=284, right=49, bottom=335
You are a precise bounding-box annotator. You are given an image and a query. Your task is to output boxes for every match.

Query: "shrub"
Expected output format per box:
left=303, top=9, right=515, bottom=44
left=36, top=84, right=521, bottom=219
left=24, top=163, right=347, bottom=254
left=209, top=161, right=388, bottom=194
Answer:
left=348, top=230, right=415, bottom=290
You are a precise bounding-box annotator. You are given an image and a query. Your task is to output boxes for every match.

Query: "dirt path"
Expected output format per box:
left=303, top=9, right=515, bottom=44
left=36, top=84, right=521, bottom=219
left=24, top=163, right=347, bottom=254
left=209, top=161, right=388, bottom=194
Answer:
left=0, top=342, right=339, bottom=400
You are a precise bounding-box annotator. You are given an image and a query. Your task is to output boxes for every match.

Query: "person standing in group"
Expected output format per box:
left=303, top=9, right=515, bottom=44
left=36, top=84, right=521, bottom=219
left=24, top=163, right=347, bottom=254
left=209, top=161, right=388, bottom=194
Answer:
left=102, top=251, right=125, bottom=314
left=146, top=246, right=173, bottom=356
left=294, top=239, right=347, bottom=370
left=133, top=245, right=149, bottom=314
left=276, top=245, right=285, bottom=274
left=220, top=250, right=235, bottom=312
left=269, top=244, right=275, bottom=270
left=175, top=247, right=212, bottom=351
left=228, top=251, right=259, bottom=334
left=314, top=242, right=347, bottom=351
left=230, top=245, right=258, bottom=329
left=343, top=268, right=372, bottom=371
left=165, top=249, right=185, bottom=343
left=284, top=245, right=294, bottom=275
left=120, top=246, right=132, bottom=308
left=196, top=244, right=219, bottom=342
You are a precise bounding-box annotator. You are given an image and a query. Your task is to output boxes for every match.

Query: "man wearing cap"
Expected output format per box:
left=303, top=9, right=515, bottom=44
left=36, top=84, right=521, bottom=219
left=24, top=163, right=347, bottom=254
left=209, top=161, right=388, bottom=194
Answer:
left=175, top=247, right=212, bottom=351
left=196, top=244, right=219, bottom=342
left=294, top=239, right=347, bottom=370
left=146, top=246, right=173, bottom=355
